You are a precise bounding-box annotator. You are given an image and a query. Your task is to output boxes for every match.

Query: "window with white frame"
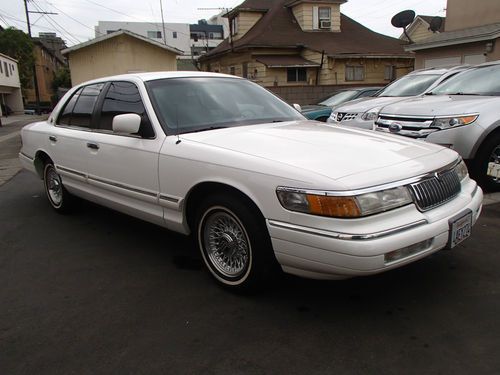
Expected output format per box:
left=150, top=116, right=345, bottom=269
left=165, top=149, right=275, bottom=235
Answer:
left=173, top=31, right=177, bottom=39
left=345, top=65, right=365, bottom=81
left=318, top=7, right=331, bottom=28
left=384, top=65, right=396, bottom=81
left=287, top=68, right=307, bottom=82
left=147, top=31, right=162, bottom=39
left=230, top=17, right=238, bottom=36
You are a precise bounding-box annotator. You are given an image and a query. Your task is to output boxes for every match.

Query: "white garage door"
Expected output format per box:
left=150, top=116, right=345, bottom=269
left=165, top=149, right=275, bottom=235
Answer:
left=424, top=57, right=461, bottom=68
left=464, top=54, right=486, bottom=65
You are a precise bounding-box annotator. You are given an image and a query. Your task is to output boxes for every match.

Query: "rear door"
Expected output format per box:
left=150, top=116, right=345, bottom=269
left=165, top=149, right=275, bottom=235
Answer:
left=85, top=80, right=166, bottom=225
left=49, top=83, right=104, bottom=191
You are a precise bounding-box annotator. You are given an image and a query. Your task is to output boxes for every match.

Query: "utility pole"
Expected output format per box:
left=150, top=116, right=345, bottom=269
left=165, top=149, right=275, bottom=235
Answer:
left=23, top=0, right=57, bottom=115
left=159, top=0, right=167, bottom=45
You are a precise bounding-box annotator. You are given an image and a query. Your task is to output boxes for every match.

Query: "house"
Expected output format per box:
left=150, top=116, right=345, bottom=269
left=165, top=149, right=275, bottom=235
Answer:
left=198, top=0, right=413, bottom=104
left=25, top=33, right=67, bottom=106
left=0, top=53, right=23, bottom=116
left=62, top=29, right=183, bottom=85
left=400, top=15, right=445, bottom=44
left=190, top=20, right=225, bottom=57
left=405, top=0, right=500, bottom=68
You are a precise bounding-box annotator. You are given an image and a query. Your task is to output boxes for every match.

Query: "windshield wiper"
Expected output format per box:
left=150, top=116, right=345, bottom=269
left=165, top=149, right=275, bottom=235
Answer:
left=189, top=126, right=228, bottom=133
left=449, top=92, right=481, bottom=95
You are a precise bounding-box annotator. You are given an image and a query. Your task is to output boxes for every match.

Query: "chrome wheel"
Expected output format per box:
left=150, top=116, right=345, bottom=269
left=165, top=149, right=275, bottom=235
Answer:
left=201, top=208, right=250, bottom=279
left=46, top=166, right=63, bottom=206
left=489, top=144, right=500, bottom=184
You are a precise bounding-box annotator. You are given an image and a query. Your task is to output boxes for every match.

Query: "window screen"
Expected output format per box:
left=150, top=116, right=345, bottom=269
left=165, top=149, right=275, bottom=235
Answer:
left=345, top=66, right=365, bottom=81
left=99, top=81, right=154, bottom=138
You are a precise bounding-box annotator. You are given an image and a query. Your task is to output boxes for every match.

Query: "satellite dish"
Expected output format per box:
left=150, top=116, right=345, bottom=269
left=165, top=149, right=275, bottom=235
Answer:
left=391, top=10, right=416, bottom=44
left=429, top=16, right=443, bottom=32
left=391, top=10, right=415, bottom=28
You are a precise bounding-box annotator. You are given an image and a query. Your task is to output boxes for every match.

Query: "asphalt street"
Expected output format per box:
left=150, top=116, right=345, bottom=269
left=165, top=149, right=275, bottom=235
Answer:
left=0, top=170, right=499, bottom=375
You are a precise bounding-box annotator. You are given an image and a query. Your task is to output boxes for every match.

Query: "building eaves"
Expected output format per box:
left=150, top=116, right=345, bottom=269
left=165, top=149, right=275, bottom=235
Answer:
left=405, top=22, right=500, bottom=51
left=61, top=29, right=184, bottom=55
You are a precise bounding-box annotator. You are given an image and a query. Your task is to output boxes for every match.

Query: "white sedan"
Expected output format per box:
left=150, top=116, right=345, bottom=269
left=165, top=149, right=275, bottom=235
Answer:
left=19, top=72, right=483, bottom=291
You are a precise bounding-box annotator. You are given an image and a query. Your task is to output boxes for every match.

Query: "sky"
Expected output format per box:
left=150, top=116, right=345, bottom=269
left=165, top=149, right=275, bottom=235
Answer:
left=0, top=0, right=447, bottom=46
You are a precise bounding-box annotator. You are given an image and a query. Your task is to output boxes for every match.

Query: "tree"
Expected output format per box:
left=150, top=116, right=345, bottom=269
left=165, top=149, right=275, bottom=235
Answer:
left=0, top=27, right=35, bottom=92
left=52, top=67, right=71, bottom=91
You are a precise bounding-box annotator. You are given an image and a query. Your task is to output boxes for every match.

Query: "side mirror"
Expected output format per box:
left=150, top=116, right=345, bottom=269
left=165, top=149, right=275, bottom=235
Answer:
left=293, top=103, right=302, bottom=112
left=112, top=113, right=141, bottom=134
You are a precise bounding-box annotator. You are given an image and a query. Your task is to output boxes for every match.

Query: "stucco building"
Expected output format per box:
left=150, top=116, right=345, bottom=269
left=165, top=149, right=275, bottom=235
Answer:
left=406, top=0, right=500, bottom=68
left=198, top=0, right=413, bottom=103
left=0, top=53, right=23, bottom=116
left=62, top=30, right=182, bottom=85
left=25, top=33, right=67, bottom=106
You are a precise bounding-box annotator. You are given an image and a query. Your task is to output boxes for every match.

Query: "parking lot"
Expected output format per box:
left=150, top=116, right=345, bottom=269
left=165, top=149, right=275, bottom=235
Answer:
left=1, top=168, right=500, bottom=374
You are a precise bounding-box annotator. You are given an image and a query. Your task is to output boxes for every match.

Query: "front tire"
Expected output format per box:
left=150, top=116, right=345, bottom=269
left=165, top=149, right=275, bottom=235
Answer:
left=474, top=132, right=500, bottom=192
left=43, top=163, right=74, bottom=213
left=195, top=194, right=276, bottom=292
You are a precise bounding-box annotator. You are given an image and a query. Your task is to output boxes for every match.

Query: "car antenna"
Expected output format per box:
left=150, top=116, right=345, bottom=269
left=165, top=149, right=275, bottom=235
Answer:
left=175, top=107, right=181, bottom=144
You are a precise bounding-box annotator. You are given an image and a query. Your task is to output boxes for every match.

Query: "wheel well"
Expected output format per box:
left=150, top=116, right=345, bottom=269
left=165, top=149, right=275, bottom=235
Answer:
left=473, top=125, right=500, bottom=159
left=185, top=182, right=264, bottom=232
left=34, top=151, right=53, bottom=179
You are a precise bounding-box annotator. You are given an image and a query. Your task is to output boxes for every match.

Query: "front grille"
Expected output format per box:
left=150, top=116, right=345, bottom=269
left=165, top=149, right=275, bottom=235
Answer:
left=337, top=112, right=358, bottom=122
left=409, top=168, right=461, bottom=211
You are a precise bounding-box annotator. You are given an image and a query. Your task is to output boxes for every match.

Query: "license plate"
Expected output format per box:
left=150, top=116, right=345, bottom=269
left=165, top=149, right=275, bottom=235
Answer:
left=448, top=210, right=473, bottom=249
left=487, top=162, right=500, bottom=178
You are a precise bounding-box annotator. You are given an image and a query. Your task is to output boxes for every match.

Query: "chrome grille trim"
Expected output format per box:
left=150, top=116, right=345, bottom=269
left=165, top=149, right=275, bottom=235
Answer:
left=409, top=168, right=461, bottom=211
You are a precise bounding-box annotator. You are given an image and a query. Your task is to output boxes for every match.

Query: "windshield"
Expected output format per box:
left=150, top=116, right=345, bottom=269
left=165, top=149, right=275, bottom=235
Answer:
left=377, top=74, right=441, bottom=97
left=430, top=64, right=500, bottom=96
left=146, top=77, right=304, bottom=134
left=318, top=90, right=358, bottom=106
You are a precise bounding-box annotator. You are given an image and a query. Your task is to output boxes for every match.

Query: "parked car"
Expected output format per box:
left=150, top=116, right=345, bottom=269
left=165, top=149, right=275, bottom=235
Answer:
left=301, top=87, right=380, bottom=122
left=374, top=61, right=500, bottom=191
left=327, top=65, right=469, bottom=129
left=19, top=72, right=483, bottom=291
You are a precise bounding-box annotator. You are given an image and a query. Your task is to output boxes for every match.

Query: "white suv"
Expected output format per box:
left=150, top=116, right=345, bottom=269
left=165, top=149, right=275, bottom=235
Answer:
left=327, top=66, right=469, bottom=129
left=375, top=61, right=500, bottom=191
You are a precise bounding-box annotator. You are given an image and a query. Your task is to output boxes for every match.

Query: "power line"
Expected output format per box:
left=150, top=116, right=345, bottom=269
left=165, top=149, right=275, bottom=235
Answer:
left=45, top=2, right=106, bottom=36
left=31, top=1, right=82, bottom=44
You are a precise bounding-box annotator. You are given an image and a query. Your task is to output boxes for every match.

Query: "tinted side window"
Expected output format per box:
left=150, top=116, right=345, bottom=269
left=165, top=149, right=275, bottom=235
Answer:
left=99, top=81, right=154, bottom=138
left=59, top=88, right=82, bottom=125
left=58, top=84, right=103, bottom=128
left=71, top=84, right=104, bottom=128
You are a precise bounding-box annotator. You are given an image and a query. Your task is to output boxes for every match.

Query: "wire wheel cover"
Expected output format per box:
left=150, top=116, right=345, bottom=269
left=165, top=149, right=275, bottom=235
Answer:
left=203, top=210, right=250, bottom=278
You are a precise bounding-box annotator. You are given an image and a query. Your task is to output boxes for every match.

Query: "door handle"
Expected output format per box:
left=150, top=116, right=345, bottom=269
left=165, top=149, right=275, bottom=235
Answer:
left=87, top=142, right=99, bottom=150
left=49, top=136, right=57, bottom=142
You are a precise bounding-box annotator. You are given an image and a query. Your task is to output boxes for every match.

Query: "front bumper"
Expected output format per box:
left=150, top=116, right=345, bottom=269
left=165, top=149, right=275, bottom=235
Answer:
left=267, top=179, right=483, bottom=280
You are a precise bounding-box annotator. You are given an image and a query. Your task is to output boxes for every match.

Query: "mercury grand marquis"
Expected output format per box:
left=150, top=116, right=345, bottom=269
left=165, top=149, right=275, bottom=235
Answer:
left=19, top=72, right=483, bottom=291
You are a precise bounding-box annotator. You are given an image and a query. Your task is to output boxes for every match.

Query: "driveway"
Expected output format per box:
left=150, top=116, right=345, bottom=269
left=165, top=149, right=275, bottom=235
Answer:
left=1, top=171, right=499, bottom=375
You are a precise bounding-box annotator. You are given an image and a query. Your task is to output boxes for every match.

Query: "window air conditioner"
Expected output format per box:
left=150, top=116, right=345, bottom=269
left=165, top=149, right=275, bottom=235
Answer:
left=320, top=20, right=331, bottom=29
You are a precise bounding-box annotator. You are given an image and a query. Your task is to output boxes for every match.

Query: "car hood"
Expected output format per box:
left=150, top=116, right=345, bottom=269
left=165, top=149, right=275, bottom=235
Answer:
left=380, top=95, right=500, bottom=117
left=335, top=96, right=413, bottom=113
left=180, top=120, right=457, bottom=189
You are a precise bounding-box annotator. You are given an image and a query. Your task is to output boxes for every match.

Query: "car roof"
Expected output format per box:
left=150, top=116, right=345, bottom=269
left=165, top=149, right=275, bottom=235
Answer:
left=408, top=65, right=469, bottom=76
left=81, top=71, right=240, bottom=85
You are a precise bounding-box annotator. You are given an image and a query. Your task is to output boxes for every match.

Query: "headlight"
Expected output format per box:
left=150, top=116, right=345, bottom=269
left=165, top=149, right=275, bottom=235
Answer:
left=328, top=112, right=338, bottom=123
left=360, top=107, right=380, bottom=121
left=454, top=160, right=468, bottom=181
left=431, top=114, right=478, bottom=129
left=276, top=186, right=413, bottom=218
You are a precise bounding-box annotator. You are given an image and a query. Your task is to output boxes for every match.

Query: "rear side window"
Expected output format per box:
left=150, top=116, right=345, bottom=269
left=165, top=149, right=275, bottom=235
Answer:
left=98, top=81, right=155, bottom=138
left=58, top=83, right=104, bottom=128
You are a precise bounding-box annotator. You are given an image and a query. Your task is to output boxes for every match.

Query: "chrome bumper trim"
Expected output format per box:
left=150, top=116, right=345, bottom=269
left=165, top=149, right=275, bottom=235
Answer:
left=268, top=219, right=428, bottom=241
left=19, top=152, right=34, bottom=161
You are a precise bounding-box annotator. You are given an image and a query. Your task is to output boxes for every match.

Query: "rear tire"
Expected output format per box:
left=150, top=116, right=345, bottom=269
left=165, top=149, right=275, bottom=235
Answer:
left=473, top=132, right=500, bottom=192
left=195, top=194, right=277, bottom=292
left=43, top=163, right=74, bottom=213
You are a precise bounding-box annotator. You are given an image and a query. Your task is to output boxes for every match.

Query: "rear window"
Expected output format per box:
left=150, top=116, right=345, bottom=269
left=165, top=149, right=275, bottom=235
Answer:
left=431, top=65, right=500, bottom=96
left=377, top=74, right=440, bottom=97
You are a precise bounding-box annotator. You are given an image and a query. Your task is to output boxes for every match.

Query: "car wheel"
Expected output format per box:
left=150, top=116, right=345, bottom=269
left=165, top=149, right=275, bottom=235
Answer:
left=43, top=162, right=74, bottom=213
left=474, top=132, right=500, bottom=192
left=195, top=194, right=276, bottom=292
